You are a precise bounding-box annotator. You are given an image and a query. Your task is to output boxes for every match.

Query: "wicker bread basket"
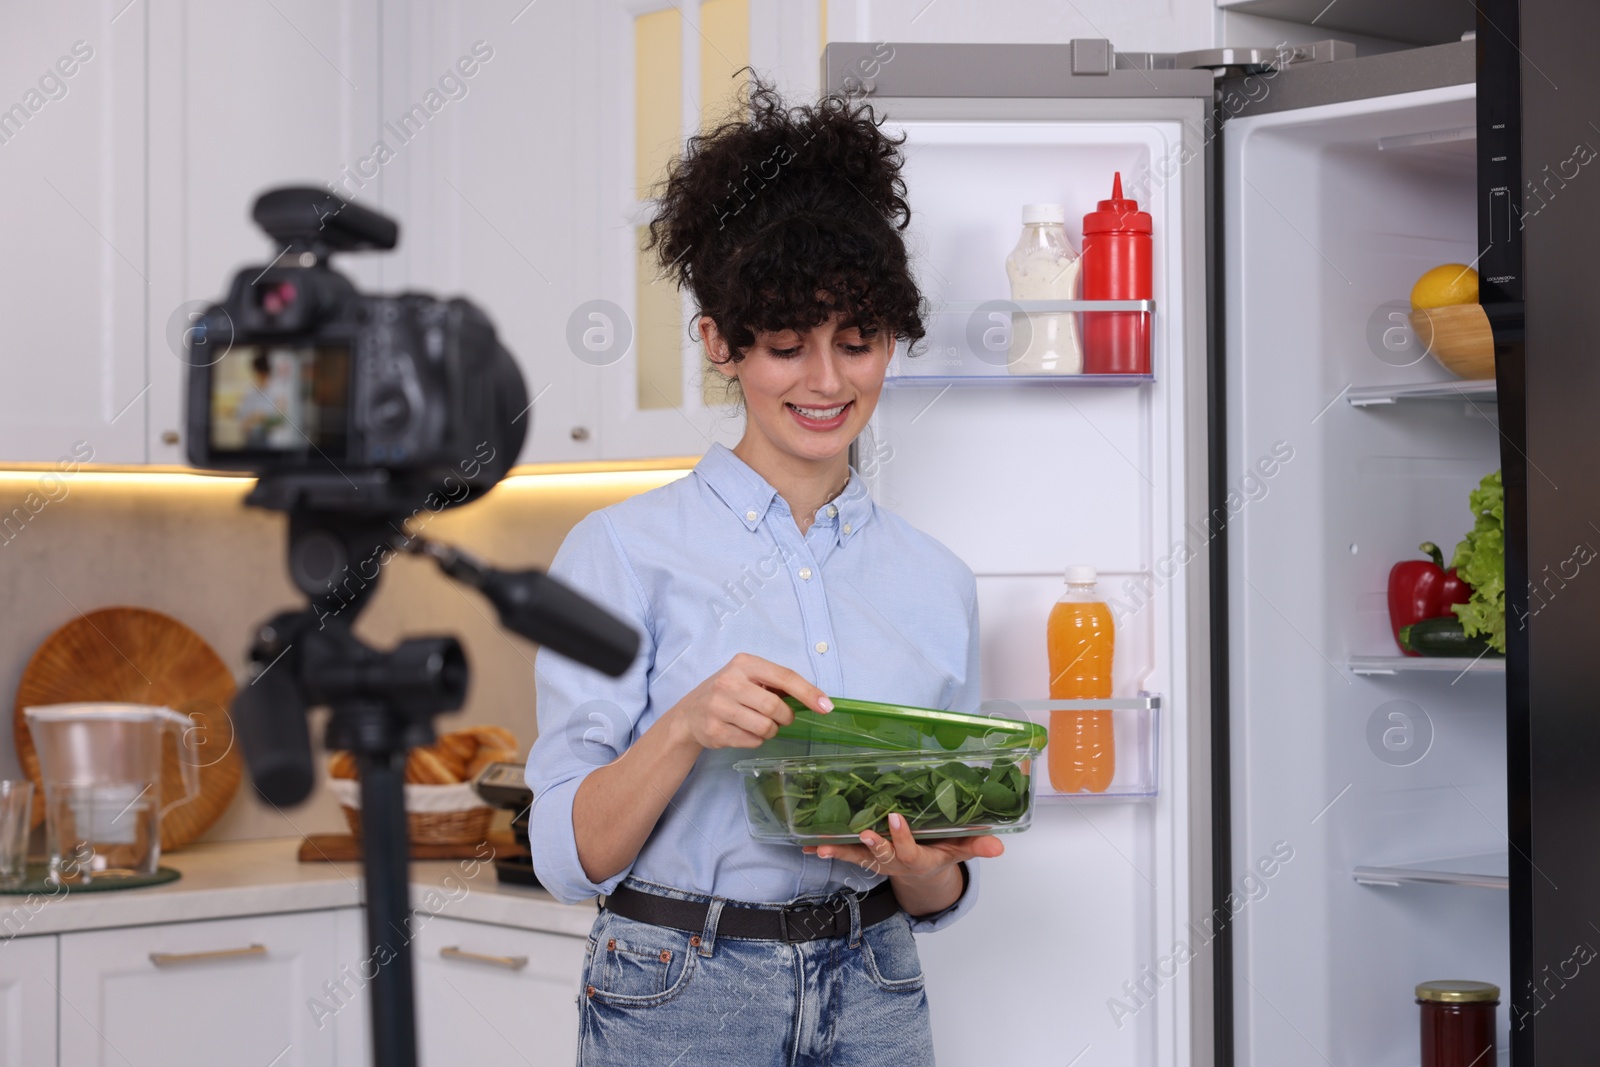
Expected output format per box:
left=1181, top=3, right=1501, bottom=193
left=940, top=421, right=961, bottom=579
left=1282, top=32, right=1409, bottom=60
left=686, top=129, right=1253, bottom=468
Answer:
left=329, top=778, right=492, bottom=845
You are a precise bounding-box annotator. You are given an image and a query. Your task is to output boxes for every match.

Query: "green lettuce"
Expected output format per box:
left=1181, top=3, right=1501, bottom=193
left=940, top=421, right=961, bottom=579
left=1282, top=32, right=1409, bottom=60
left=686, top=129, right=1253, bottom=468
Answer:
left=1450, top=470, right=1506, bottom=653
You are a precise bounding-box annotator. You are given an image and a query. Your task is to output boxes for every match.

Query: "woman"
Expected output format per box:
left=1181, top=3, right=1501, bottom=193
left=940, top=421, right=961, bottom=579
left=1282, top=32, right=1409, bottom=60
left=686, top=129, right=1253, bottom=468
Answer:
left=526, top=78, right=1002, bottom=1066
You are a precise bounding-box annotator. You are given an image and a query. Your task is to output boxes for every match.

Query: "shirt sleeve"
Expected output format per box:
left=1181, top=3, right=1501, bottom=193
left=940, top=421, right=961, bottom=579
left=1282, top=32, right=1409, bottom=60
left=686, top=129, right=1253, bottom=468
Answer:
left=947, top=572, right=982, bottom=715
left=525, top=511, right=656, bottom=904
left=908, top=572, right=984, bottom=933
left=906, top=860, right=980, bottom=934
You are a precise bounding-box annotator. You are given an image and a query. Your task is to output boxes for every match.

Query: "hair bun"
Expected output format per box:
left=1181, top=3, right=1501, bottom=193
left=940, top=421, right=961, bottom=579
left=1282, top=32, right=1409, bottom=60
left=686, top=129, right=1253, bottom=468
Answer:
left=644, top=74, right=926, bottom=359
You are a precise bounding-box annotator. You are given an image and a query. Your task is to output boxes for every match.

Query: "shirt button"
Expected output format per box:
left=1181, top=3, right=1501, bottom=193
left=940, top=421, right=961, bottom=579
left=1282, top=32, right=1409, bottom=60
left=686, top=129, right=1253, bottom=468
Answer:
left=826, top=505, right=838, bottom=518
left=815, top=641, right=829, bottom=654
left=745, top=510, right=758, bottom=522
left=799, top=567, right=813, bottom=580
left=842, top=523, right=852, bottom=535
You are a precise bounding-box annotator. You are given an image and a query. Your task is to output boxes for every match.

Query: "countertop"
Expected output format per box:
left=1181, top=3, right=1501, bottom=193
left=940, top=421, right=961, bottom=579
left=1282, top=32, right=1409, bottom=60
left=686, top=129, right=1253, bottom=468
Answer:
left=0, top=838, right=598, bottom=940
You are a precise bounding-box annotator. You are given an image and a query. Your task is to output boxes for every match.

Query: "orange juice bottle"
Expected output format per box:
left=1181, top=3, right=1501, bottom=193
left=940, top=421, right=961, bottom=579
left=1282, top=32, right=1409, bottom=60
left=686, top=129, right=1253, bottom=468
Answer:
left=1047, top=565, right=1116, bottom=793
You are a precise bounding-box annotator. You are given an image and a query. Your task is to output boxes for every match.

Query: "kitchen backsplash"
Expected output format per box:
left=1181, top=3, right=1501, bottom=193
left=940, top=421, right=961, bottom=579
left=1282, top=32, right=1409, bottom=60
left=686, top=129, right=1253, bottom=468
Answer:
left=0, top=466, right=690, bottom=844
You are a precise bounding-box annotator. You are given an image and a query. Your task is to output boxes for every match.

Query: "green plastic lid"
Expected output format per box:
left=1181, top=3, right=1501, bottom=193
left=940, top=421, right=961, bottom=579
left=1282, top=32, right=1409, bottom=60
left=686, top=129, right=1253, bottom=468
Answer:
left=774, top=695, right=1047, bottom=754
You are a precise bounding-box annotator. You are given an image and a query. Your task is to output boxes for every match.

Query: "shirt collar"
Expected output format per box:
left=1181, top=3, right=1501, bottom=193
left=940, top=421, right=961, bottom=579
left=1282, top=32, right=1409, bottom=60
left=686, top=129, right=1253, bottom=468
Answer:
left=694, top=443, right=875, bottom=543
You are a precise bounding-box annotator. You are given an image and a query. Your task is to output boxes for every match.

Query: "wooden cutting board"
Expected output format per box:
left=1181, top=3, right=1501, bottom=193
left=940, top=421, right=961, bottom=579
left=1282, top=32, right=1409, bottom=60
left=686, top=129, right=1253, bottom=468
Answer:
left=13, top=607, right=243, bottom=851
left=298, top=830, right=524, bottom=863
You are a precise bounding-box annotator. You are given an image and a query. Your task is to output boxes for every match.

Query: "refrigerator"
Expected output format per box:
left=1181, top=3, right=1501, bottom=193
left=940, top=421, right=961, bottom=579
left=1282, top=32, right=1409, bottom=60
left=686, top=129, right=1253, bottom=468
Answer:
left=825, top=0, right=1593, bottom=1061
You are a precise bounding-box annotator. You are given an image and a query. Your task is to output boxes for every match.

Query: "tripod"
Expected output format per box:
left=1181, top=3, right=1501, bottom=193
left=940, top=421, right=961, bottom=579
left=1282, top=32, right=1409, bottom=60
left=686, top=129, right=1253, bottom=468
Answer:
left=231, top=501, right=637, bottom=1067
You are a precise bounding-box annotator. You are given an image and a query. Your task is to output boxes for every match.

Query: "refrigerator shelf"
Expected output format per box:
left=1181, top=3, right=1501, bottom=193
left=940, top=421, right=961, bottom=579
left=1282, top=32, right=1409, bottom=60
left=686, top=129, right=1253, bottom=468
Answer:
left=1349, top=655, right=1506, bottom=676
left=988, top=699, right=1161, bottom=801
left=1353, top=851, right=1508, bottom=890
left=1345, top=379, right=1497, bottom=407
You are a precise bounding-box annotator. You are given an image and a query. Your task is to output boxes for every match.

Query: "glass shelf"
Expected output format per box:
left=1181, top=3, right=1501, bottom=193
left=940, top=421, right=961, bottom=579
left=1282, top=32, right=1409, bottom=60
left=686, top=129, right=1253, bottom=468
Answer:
left=982, top=696, right=1160, bottom=801
left=886, top=298, right=1156, bottom=387
left=1353, top=851, right=1507, bottom=890
left=1346, top=379, right=1496, bottom=407
left=1349, top=655, right=1506, bottom=676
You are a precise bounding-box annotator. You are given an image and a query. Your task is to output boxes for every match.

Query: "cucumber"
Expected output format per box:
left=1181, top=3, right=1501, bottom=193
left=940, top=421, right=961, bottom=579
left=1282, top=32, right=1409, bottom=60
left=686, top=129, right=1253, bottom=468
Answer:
left=1398, top=615, right=1503, bottom=657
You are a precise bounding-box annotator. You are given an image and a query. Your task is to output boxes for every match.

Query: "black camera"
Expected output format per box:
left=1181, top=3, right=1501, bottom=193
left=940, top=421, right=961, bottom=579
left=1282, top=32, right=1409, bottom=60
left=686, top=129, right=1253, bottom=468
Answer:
left=184, top=187, right=527, bottom=512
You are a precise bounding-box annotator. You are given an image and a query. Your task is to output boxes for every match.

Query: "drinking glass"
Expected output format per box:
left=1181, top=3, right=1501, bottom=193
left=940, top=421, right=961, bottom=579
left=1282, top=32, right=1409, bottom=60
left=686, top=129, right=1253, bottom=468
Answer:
left=0, top=781, right=33, bottom=887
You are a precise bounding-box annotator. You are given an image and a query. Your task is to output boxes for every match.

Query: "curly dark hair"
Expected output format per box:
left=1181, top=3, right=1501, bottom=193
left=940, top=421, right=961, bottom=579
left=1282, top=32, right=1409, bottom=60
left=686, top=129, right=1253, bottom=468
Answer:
left=643, top=75, right=926, bottom=361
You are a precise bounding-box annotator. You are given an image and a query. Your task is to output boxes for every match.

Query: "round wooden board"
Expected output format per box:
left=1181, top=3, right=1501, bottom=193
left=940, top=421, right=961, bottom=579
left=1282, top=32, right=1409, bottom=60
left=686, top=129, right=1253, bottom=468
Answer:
left=13, top=607, right=243, bottom=851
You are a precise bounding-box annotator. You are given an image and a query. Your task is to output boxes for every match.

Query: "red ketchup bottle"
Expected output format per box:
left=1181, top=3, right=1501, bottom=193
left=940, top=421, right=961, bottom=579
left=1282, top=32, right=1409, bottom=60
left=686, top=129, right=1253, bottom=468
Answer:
left=1080, top=173, right=1153, bottom=374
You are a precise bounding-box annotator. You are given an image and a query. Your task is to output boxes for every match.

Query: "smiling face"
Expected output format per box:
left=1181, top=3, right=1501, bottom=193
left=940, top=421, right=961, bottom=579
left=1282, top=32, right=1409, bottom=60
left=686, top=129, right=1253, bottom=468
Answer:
left=702, top=312, right=894, bottom=475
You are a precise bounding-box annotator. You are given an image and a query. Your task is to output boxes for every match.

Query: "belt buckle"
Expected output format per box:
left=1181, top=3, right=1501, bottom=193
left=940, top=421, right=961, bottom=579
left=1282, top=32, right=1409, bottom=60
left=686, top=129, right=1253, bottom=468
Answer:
left=778, top=900, right=834, bottom=943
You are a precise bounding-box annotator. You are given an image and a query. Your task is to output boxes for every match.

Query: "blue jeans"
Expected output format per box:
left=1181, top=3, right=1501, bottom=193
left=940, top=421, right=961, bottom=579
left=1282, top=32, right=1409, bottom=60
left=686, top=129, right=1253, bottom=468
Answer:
left=577, top=876, right=935, bottom=1066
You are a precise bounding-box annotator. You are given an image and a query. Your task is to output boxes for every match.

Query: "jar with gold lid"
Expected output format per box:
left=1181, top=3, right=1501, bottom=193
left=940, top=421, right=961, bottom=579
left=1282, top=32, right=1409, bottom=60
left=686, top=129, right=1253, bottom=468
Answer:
left=1417, top=980, right=1498, bottom=1067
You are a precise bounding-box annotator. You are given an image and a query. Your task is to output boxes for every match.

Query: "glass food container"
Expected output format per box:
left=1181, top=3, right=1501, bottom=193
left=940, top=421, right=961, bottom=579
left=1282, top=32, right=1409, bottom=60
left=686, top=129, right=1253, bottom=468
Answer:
left=734, top=749, right=1038, bottom=845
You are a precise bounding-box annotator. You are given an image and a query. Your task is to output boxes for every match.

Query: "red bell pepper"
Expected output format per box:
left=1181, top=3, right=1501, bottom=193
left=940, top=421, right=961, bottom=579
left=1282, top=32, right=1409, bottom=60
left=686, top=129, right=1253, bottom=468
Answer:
left=1387, top=541, right=1473, bottom=655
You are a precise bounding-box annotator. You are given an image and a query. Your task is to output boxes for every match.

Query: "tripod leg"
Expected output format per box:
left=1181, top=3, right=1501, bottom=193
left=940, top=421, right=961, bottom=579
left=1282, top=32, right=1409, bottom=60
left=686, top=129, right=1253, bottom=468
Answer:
left=357, top=750, right=419, bottom=1067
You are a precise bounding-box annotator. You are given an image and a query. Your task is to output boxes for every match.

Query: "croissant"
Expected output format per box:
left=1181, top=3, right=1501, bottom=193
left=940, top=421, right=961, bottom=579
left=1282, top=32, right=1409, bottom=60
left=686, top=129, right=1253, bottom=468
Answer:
left=466, top=747, right=519, bottom=780
left=464, top=724, right=517, bottom=753
left=405, top=747, right=457, bottom=785
left=327, top=751, right=358, bottom=780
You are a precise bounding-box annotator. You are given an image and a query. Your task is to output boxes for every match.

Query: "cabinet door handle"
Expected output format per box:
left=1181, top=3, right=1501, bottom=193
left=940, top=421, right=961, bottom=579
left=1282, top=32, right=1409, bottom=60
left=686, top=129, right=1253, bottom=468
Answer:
left=149, top=944, right=268, bottom=968
left=440, top=946, right=528, bottom=971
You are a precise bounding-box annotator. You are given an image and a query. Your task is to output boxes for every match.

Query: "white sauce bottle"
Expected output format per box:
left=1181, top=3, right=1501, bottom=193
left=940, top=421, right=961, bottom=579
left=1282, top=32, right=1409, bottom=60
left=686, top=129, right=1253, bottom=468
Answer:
left=1005, top=203, right=1083, bottom=375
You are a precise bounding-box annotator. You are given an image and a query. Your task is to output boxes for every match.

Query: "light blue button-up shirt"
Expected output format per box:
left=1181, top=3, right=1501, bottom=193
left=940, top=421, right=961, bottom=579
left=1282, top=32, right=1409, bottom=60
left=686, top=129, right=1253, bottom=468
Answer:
left=525, top=443, right=982, bottom=932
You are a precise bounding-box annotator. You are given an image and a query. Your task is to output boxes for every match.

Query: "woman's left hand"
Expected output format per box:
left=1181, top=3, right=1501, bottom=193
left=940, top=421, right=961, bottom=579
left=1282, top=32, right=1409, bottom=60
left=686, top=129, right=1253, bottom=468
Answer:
left=801, top=811, right=1004, bottom=884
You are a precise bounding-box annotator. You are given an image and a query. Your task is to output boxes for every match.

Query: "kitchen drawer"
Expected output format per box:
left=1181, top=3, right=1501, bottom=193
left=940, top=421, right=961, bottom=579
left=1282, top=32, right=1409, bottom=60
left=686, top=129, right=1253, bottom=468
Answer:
left=59, top=909, right=340, bottom=1067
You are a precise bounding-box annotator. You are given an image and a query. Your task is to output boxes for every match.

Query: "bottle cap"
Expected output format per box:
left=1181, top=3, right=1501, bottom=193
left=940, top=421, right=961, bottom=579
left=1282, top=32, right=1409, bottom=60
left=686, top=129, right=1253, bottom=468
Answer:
left=1064, top=565, right=1097, bottom=585
left=1021, top=203, right=1066, bottom=224
left=1082, top=173, right=1152, bottom=236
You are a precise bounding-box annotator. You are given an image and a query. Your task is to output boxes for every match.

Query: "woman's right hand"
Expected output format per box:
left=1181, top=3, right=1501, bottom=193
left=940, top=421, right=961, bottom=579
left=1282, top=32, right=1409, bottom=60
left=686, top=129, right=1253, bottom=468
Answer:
left=670, top=653, right=832, bottom=750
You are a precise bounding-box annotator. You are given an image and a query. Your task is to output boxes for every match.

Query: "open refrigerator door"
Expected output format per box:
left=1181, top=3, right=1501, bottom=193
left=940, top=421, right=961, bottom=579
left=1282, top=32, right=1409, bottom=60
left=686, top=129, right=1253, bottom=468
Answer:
left=1219, top=43, right=1508, bottom=1067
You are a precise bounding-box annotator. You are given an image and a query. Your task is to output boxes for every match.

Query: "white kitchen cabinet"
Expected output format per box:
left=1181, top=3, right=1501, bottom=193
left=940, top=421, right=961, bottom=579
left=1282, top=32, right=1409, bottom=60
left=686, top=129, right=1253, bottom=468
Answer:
left=412, top=913, right=587, bottom=1067
left=0, top=9, right=146, bottom=464
left=592, top=0, right=745, bottom=462
left=144, top=0, right=383, bottom=466
left=0, top=934, right=58, bottom=1067
left=58, top=909, right=341, bottom=1067
left=332, top=907, right=371, bottom=1067
left=380, top=0, right=605, bottom=465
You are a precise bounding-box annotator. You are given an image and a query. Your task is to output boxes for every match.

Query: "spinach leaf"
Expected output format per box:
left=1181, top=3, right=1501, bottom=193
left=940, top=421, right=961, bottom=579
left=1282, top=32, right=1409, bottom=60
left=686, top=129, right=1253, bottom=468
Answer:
left=814, top=793, right=851, bottom=827
left=977, top=781, right=1018, bottom=810
left=848, top=806, right=883, bottom=834
left=933, top=779, right=959, bottom=821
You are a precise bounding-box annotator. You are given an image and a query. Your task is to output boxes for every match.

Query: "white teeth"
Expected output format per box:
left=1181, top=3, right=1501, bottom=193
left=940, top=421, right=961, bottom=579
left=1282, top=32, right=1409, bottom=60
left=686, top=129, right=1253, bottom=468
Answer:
left=789, top=402, right=848, bottom=419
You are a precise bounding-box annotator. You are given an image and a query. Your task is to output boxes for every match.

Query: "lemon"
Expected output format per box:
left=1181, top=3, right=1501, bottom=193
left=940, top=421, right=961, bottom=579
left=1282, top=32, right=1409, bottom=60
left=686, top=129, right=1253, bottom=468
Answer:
left=1410, top=264, right=1479, bottom=310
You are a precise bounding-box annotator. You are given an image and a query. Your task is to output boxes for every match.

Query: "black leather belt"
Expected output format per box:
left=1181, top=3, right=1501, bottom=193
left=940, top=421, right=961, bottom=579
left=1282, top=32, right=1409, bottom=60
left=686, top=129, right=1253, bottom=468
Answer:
left=603, top=880, right=901, bottom=943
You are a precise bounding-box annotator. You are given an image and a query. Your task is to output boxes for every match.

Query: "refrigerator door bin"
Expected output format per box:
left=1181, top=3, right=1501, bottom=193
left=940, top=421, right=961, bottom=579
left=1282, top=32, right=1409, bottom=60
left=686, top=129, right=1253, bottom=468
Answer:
left=1349, top=655, right=1507, bottom=676
left=888, top=300, right=1156, bottom=385
left=995, top=696, right=1161, bottom=800
left=1345, top=380, right=1498, bottom=407
left=1353, top=851, right=1508, bottom=890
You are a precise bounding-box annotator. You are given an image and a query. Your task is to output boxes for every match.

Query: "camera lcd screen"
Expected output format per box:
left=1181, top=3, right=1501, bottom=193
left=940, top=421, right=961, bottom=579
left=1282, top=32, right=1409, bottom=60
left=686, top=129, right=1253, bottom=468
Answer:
left=209, top=344, right=351, bottom=455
